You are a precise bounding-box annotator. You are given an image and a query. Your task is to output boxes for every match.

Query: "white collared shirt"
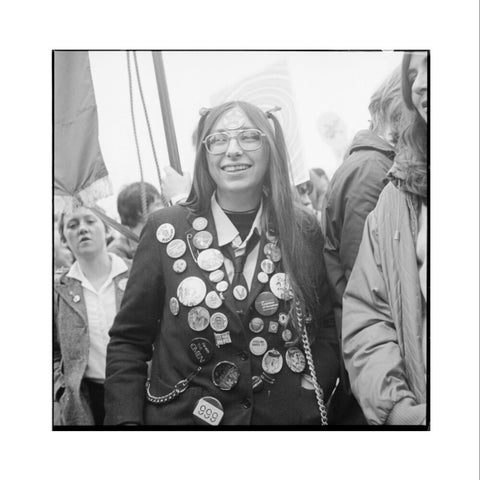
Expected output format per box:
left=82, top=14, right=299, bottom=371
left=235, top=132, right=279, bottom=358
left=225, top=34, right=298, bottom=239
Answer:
left=211, top=195, right=263, bottom=289
left=67, top=253, right=128, bottom=382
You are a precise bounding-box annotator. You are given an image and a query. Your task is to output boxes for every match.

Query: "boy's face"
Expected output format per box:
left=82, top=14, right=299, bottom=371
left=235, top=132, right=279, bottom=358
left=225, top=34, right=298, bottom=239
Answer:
left=62, top=207, right=107, bottom=259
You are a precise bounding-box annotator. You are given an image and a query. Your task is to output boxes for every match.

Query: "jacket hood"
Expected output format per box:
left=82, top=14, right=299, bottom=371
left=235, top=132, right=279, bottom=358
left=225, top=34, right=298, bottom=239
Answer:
left=347, top=130, right=395, bottom=158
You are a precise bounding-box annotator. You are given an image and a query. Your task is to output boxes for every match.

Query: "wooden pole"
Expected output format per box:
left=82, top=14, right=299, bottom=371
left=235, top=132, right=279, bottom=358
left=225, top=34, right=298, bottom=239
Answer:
left=151, top=51, right=183, bottom=175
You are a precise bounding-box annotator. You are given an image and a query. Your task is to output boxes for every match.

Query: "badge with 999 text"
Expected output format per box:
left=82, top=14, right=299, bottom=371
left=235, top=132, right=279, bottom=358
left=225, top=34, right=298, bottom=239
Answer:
left=192, top=396, right=224, bottom=426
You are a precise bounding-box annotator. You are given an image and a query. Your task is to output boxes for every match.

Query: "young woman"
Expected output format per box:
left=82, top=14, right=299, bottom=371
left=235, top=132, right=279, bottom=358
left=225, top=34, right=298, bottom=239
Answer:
left=342, top=52, right=428, bottom=425
left=54, top=206, right=130, bottom=425
left=104, top=101, right=339, bottom=426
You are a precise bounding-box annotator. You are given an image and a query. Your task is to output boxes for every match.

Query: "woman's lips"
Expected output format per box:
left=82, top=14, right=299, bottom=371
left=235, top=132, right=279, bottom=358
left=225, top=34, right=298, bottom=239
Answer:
left=221, top=164, right=252, bottom=172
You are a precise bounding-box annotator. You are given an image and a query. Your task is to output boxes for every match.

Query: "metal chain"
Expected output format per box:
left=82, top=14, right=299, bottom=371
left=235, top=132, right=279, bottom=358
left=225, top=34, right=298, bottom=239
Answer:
left=145, top=367, right=201, bottom=405
left=126, top=51, right=148, bottom=219
left=295, top=299, right=329, bottom=426
left=132, top=51, right=169, bottom=207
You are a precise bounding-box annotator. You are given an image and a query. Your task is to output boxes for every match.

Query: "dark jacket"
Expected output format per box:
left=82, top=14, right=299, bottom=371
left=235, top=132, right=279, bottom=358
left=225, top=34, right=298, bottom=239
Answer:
left=104, top=204, right=339, bottom=426
left=322, top=130, right=395, bottom=344
left=321, top=130, right=395, bottom=424
left=53, top=259, right=130, bottom=426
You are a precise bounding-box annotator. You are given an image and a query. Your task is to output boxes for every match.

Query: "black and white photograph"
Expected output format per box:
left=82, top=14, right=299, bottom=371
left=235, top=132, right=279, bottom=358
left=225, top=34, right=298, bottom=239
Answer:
left=3, top=1, right=478, bottom=479
left=53, top=49, right=429, bottom=429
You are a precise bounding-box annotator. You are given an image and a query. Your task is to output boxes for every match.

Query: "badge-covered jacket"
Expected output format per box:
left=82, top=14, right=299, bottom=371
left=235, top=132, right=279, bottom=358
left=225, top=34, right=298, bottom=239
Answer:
left=105, top=205, right=339, bottom=426
left=342, top=183, right=426, bottom=425
left=53, top=261, right=130, bottom=426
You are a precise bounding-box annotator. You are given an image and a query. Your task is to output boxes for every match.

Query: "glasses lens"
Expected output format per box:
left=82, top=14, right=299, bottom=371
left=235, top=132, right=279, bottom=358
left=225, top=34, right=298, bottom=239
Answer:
left=238, top=129, right=262, bottom=151
left=205, top=133, right=229, bottom=154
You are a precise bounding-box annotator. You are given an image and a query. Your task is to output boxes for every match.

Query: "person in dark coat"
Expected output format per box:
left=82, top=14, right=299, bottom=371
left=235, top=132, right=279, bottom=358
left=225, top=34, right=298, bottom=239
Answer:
left=321, top=64, right=405, bottom=424
left=104, top=101, right=339, bottom=426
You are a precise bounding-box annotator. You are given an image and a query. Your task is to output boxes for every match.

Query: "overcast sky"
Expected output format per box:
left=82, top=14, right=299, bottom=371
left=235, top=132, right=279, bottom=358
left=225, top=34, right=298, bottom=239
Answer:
left=90, top=50, right=402, bottom=218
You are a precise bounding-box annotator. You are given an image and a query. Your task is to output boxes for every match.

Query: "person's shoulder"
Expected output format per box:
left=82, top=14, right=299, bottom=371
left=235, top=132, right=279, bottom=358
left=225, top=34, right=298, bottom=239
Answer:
left=149, top=204, right=191, bottom=225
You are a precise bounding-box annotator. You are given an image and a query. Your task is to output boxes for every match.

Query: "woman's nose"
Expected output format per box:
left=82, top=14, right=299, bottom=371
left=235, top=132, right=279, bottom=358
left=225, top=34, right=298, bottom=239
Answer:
left=78, top=221, right=89, bottom=233
left=226, top=136, right=242, bottom=158
left=413, top=67, right=427, bottom=94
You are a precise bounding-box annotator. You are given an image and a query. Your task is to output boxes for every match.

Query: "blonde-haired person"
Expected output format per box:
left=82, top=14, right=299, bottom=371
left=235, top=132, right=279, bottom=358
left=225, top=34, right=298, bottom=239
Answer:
left=342, top=52, right=428, bottom=425
left=54, top=206, right=130, bottom=426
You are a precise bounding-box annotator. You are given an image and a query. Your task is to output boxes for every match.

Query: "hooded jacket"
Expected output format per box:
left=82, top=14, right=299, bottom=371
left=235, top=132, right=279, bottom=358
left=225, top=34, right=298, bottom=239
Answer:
left=342, top=162, right=427, bottom=426
left=322, top=130, right=395, bottom=342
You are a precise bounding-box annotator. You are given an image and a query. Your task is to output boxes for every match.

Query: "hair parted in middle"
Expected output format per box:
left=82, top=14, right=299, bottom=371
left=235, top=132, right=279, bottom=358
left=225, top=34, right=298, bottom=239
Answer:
left=185, top=100, right=327, bottom=328
left=392, top=52, right=427, bottom=200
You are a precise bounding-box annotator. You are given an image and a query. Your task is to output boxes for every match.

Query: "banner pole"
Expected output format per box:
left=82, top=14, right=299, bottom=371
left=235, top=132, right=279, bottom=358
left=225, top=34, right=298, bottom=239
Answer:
left=151, top=51, right=183, bottom=175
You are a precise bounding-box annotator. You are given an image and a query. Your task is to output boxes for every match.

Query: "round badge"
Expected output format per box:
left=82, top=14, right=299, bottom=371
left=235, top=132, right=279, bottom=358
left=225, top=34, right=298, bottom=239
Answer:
left=216, top=280, right=229, bottom=293
left=260, top=259, right=275, bottom=275
left=285, top=347, right=306, bottom=373
left=166, top=239, right=187, bottom=259
left=197, top=249, right=224, bottom=272
left=270, top=273, right=294, bottom=300
left=193, top=396, right=224, bottom=426
left=193, top=230, right=213, bottom=250
left=177, top=277, right=207, bottom=307
left=252, top=375, right=264, bottom=393
left=172, top=258, right=187, bottom=273
left=212, top=361, right=240, bottom=391
left=187, top=306, right=210, bottom=332
left=257, top=271, right=269, bottom=284
left=169, top=297, right=180, bottom=316
left=233, top=285, right=248, bottom=301
left=282, top=329, right=293, bottom=342
left=268, top=321, right=279, bottom=334
left=72, top=294, right=81, bottom=303
left=249, top=337, right=268, bottom=356
left=262, top=349, right=283, bottom=375
left=187, top=337, right=214, bottom=365
left=156, top=223, right=175, bottom=243
left=278, top=312, right=289, bottom=326
left=209, top=270, right=225, bottom=283
left=205, top=291, right=222, bottom=309
left=254, top=291, right=279, bottom=316
left=264, top=243, right=282, bottom=262
left=118, top=278, right=128, bottom=291
left=249, top=317, right=264, bottom=333
left=210, top=312, right=228, bottom=332
left=192, top=217, right=208, bottom=231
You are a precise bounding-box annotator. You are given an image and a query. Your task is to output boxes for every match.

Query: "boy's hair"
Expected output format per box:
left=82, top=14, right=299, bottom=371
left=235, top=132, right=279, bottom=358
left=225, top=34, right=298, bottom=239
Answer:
left=117, top=182, right=160, bottom=228
left=368, top=65, right=404, bottom=143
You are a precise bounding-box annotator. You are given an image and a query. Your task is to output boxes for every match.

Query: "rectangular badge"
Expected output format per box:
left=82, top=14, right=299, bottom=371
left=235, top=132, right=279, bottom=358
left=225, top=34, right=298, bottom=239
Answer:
left=193, top=398, right=224, bottom=426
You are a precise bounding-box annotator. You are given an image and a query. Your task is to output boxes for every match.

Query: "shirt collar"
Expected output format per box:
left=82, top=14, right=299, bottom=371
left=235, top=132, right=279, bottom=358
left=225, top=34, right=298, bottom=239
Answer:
left=66, top=253, right=127, bottom=291
left=210, top=193, right=263, bottom=248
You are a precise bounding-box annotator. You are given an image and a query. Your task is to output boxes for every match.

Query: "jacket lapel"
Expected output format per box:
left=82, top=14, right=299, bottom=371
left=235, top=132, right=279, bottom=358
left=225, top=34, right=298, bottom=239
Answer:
left=55, top=277, right=88, bottom=327
left=244, top=232, right=269, bottom=314
left=113, top=270, right=130, bottom=312
left=184, top=210, right=240, bottom=319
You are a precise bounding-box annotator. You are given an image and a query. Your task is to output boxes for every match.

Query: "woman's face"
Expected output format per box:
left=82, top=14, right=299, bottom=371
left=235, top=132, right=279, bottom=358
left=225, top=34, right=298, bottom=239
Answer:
left=408, top=52, right=428, bottom=123
left=205, top=107, right=270, bottom=199
left=62, top=207, right=107, bottom=259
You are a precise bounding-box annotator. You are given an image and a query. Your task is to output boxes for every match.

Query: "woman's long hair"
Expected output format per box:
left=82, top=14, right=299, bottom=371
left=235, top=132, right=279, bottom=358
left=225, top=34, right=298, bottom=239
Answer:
left=392, top=53, right=427, bottom=199
left=185, top=101, right=324, bottom=325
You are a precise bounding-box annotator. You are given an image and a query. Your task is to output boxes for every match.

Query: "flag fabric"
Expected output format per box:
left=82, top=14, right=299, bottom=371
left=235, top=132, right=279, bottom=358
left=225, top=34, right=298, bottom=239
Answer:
left=211, top=60, right=309, bottom=186
left=54, top=51, right=112, bottom=213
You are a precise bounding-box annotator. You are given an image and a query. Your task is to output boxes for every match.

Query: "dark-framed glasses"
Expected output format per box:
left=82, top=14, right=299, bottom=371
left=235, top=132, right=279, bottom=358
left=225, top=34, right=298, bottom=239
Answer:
left=203, top=129, right=266, bottom=154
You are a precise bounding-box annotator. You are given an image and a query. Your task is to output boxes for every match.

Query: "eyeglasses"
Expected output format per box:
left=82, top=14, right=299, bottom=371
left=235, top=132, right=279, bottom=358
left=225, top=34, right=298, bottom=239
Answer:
left=203, top=129, right=266, bottom=155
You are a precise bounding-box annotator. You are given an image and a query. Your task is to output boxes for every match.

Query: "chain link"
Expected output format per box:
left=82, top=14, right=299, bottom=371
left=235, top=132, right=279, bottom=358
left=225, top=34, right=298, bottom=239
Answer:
left=295, top=299, right=329, bottom=426
left=145, top=367, right=201, bottom=405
